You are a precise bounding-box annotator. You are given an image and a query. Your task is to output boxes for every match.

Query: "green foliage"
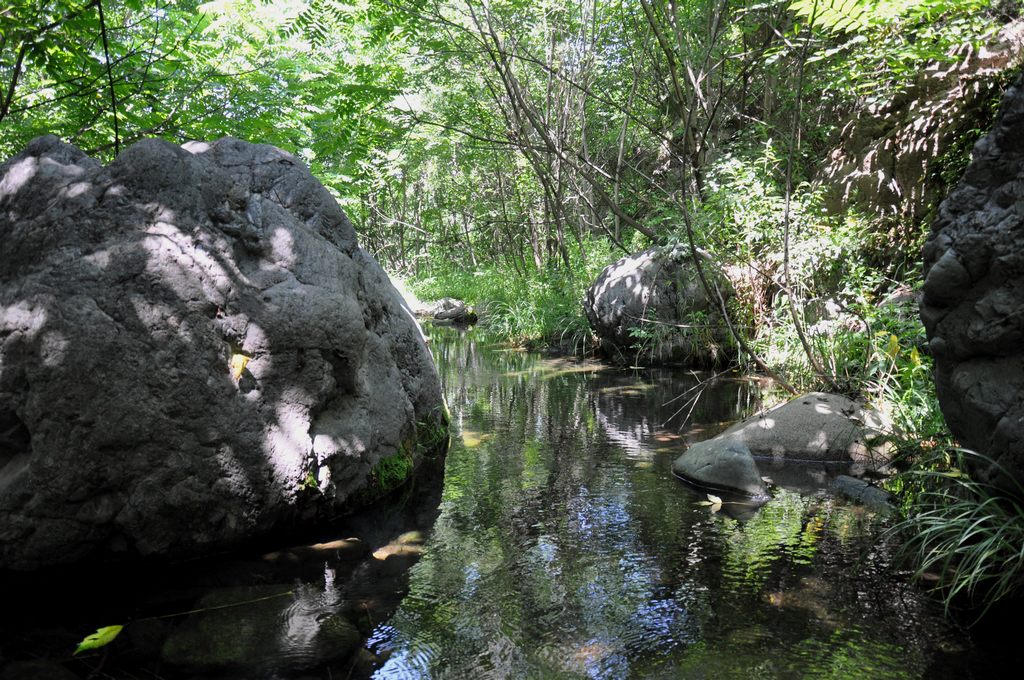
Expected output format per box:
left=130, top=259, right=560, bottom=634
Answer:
left=754, top=278, right=945, bottom=443
left=412, top=236, right=617, bottom=348
left=693, top=144, right=944, bottom=432
left=793, top=0, right=999, bottom=102
left=862, top=303, right=945, bottom=438
left=890, top=448, right=1024, bottom=617
left=73, top=625, right=123, bottom=655
left=697, top=141, right=792, bottom=253
left=931, top=67, right=1015, bottom=193
left=0, top=0, right=410, bottom=203
left=415, top=405, right=452, bottom=458
left=627, top=318, right=682, bottom=365
left=370, top=452, right=415, bottom=495
left=298, top=469, right=320, bottom=491
left=791, top=0, right=987, bottom=34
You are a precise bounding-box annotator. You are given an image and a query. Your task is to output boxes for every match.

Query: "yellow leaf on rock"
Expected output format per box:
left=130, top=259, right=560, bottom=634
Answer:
left=230, top=353, right=250, bottom=380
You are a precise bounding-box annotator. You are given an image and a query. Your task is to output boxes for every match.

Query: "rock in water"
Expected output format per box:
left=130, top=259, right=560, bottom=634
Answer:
left=829, top=475, right=895, bottom=514
left=921, top=77, right=1024, bottom=492
left=673, top=438, right=766, bottom=497
left=712, top=392, right=891, bottom=465
left=583, top=245, right=735, bottom=366
left=430, top=297, right=477, bottom=325
left=0, top=136, right=448, bottom=570
left=673, top=393, right=892, bottom=496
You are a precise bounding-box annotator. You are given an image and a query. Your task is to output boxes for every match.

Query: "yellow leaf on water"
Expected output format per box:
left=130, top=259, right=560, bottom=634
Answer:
left=230, top=353, right=250, bottom=380
left=461, top=430, right=492, bottom=448
left=707, top=494, right=723, bottom=505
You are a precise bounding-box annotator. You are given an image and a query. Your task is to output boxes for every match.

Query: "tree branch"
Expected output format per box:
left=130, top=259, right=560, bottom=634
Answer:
left=97, top=0, right=120, bottom=155
left=0, top=42, right=29, bottom=124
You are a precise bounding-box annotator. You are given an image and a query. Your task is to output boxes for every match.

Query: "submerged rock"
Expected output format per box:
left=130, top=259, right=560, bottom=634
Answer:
left=830, top=475, right=895, bottom=514
left=673, top=392, right=892, bottom=496
left=0, top=136, right=448, bottom=570
left=921, top=76, right=1024, bottom=492
left=583, top=245, right=735, bottom=366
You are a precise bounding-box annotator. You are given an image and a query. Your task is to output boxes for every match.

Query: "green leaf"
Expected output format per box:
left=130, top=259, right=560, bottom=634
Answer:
left=73, top=625, right=123, bottom=655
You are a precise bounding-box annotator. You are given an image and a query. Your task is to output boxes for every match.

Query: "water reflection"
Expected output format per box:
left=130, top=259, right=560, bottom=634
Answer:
left=0, top=328, right=995, bottom=679
left=371, top=326, right=965, bottom=679
left=0, top=459, right=444, bottom=680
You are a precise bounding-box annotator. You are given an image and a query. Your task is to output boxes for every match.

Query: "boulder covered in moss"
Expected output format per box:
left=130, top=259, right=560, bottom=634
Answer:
left=0, top=136, right=448, bottom=570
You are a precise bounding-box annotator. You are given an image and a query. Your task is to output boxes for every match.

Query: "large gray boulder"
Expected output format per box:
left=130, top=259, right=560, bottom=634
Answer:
left=0, top=136, right=448, bottom=570
left=921, top=76, right=1024, bottom=492
left=673, top=393, right=892, bottom=496
left=711, top=392, right=891, bottom=464
left=583, top=245, right=735, bottom=366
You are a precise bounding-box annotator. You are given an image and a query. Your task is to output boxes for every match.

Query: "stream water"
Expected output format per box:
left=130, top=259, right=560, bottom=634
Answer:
left=363, top=326, right=993, bottom=679
left=0, top=326, right=1012, bottom=679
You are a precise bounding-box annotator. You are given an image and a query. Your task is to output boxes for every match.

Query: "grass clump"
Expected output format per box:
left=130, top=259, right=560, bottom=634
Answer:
left=889, top=448, right=1024, bottom=619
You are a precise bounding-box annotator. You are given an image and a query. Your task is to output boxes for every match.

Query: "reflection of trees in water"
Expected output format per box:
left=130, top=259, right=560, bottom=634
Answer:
left=384, top=331, right=702, bottom=676
left=589, top=368, right=761, bottom=459
left=375, top=331, right=959, bottom=678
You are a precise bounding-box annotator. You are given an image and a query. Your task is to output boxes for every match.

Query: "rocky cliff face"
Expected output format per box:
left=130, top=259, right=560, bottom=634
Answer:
left=921, top=77, right=1024, bottom=491
left=0, top=136, right=448, bottom=570
left=820, top=20, right=1024, bottom=230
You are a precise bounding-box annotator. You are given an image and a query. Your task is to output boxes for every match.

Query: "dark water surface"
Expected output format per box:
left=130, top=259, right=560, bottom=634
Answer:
left=0, top=326, right=1009, bottom=679
left=365, top=327, right=988, bottom=679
